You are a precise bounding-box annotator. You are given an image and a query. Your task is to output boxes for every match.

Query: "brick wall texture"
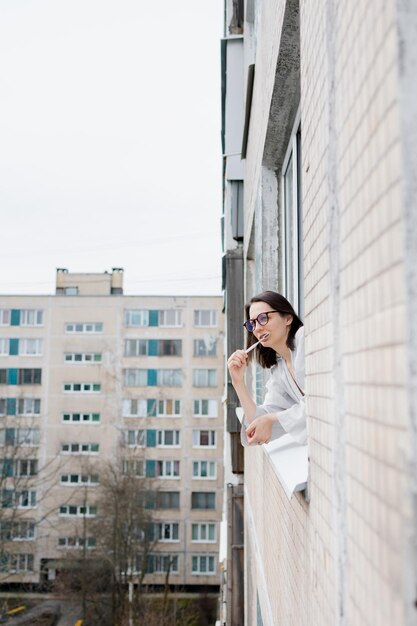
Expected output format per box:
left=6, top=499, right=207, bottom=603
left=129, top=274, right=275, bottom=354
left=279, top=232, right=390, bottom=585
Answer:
left=242, top=1, right=414, bottom=625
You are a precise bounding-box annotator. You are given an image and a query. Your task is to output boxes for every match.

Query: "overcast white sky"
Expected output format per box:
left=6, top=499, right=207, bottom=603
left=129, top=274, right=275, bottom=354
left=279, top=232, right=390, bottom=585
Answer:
left=0, top=0, right=224, bottom=296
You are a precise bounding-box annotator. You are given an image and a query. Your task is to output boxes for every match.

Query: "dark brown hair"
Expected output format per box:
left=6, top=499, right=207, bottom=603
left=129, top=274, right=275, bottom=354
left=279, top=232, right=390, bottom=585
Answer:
left=245, top=290, right=303, bottom=368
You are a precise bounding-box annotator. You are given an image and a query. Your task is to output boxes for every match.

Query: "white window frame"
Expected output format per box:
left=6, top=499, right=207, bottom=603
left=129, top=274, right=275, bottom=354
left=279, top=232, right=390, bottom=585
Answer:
left=58, top=536, right=96, bottom=549
left=15, top=459, right=38, bottom=477
left=0, top=520, right=35, bottom=541
left=281, top=107, right=303, bottom=317
left=122, top=459, right=145, bottom=477
left=191, top=523, right=216, bottom=543
left=193, top=399, right=217, bottom=418
left=65, top=322, right=103, bottom=333
left=192, top=430, right=216, bottom=448
left=63, top=382, right=101, bottom=393
left=5, top=553, right=34, bottom=573
left=124, top=339, right=148, bottom=357
left=157, top=430, right=180, bottom=447
left=193, top=338, right=217, bottom=357
left=191, top=554, right=216, bottom=574
left=61, top=442, right=100, bottom=455
left=0, top=310, right=10, bottom=326
left=193, top=369, right=217, bottom=388
left=156, top=460, right=180, bottom=479
left=124, top=309, right=149, bottom=327
left=123, top=369, right=147, bottom=386
left=156, top=399, right=181, bottom=417
left=19, top=339, right=43, bottom=356
left=126, top=429, right=146, bottom=447
left=158, top=309, right=182, bottom=327
left=0, top=339, right=9, bottom=356
left=59, top=505, right=97, bottom=517
left=156, top=369, right=182, bottom=387
left=122, top=398, right=147, bottom=417
left=64, top=352, right=102, bottom=363
left=60, top=474, right=99, bottom=486
left=193, top=310, right=217, bottom=327
left=20, top=310, right=43, bottom=327
left=155, top=522, right=179, bottom=543
left=148, top=554, right=179, bottom=574
left=192, top=460, right=217, bottom=479
left=62, top=413, right=101, bottom=424
left=17, top=398, right=41, bottom=416
left=16, top=429, right=40, bottom=446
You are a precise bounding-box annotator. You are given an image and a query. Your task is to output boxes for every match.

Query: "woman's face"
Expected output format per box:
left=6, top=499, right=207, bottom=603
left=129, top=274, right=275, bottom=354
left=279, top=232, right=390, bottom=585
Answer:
left=248, top=301, right=292, bottom=350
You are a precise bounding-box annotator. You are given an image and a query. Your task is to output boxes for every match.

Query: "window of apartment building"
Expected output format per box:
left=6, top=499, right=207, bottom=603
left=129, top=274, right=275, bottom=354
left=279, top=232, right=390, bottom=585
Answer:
left=58, top=537, right=96, bottom=549
left=0, top=370, right=6, bottom=384
left=193, top=399, right=217, bottom=417
left=0, top=429, right=40, bottom=446
left=0, top=339, right=9, bottom=356
left=63, top=382, right=101, bottom=393
left=18, top=369, right=42, bottom=385
left=191, top=492, right=216, bottom=510
left=124, top=310, right=149, bottom=327
left=191, top=523, right=216, bottom=542
left=59, top=504, right=97, bottom=517
left=20, top=310, right=43, bottom=326
left=0, top=310, right=10, bottom=326
left=159, top=339, right=182, bottom=356
left=60, top=474, right=99, bottom=486
left=193, top=339, right=217, bottom=357
left=15, top=459, right=38, bottom=477
left=65, top=322, right=103, bottom=333
left=281, top=111, right=303, bottom=316
left=157, top=399, right=181, bottom=417
left=192, top=461, right=216, bottom=479
left=0, top=400, right=5, bottom=415
left=126, top=429, right=146, bottom=447
left=61, top=442, right=100, bottom=455
left=1, top=490, right=37, bottom=509
left=192, top=430, right=216, bottom=448
left=157, top=430, right=180, bottom=447
left=191, top=555, right=216, bottom=574
left=17, top=398, right=41, bottom=416
left=147, top=554, right=179, bottom=574
left=0, top=553, right=34, bottom=573
left=123, top=369, right=147, bottom=386
left=18, top=339, right=43, bottom=356
left=156, top=460, right=180, bottom=479
left=157, top=369, right=182, bottom=387
left=193, top=369, right=217, bottom=387
left=122, top=398, right=147, bottom=417
left=153, top=522, right=179, bottom=542
left=155, top=491, right=180, bottom=510
left=0, top=520, right=35, bottom=541
left=64, top=352, right=102, bottom=363
left=122, top=460, right=144, bottom=477
left=124, top=339, right=148, bottom=357
left=159, top=309, right=182, bottom=327
left=62, top=413, right=100, bottom=424
left=194, top=310, right=217, bottom=327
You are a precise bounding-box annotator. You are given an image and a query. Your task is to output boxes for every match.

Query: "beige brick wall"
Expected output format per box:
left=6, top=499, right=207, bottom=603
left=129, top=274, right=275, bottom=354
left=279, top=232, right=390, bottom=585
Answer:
left=242, top=0, right=412, bottom=624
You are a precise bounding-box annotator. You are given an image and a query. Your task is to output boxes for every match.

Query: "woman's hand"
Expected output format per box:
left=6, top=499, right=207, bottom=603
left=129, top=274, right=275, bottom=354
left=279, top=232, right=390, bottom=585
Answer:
left=227, top=349, right=248, bottom=387
left=246, top=413, right=276, bottom=445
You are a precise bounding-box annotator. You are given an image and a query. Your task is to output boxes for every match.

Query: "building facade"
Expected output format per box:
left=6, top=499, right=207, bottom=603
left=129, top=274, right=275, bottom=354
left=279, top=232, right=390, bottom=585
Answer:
left=221, top=1, right=417, bottom=625
left=0, top=269, right=224, bottom=590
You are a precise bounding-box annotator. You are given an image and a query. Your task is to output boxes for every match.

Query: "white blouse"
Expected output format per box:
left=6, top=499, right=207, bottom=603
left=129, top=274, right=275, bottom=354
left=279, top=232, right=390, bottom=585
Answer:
left=241, top=326, right=306, bottom=446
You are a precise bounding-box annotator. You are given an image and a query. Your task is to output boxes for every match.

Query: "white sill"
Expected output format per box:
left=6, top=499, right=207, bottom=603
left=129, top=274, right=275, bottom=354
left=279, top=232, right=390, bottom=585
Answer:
left=236, top=408, right=308, bottom=499
left=264, top=435, right=308, bottom=499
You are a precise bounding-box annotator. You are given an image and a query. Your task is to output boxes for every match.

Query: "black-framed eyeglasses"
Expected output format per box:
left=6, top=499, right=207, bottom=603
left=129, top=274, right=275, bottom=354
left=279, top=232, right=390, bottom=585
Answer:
left=243, top=310, right=280, bottom=333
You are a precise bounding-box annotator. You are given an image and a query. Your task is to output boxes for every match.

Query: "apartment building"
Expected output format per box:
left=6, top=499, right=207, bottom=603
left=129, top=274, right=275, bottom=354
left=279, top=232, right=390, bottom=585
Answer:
left=221, top=1, right=417, bottom=625
left=0, top=268, right=224, bottom=590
